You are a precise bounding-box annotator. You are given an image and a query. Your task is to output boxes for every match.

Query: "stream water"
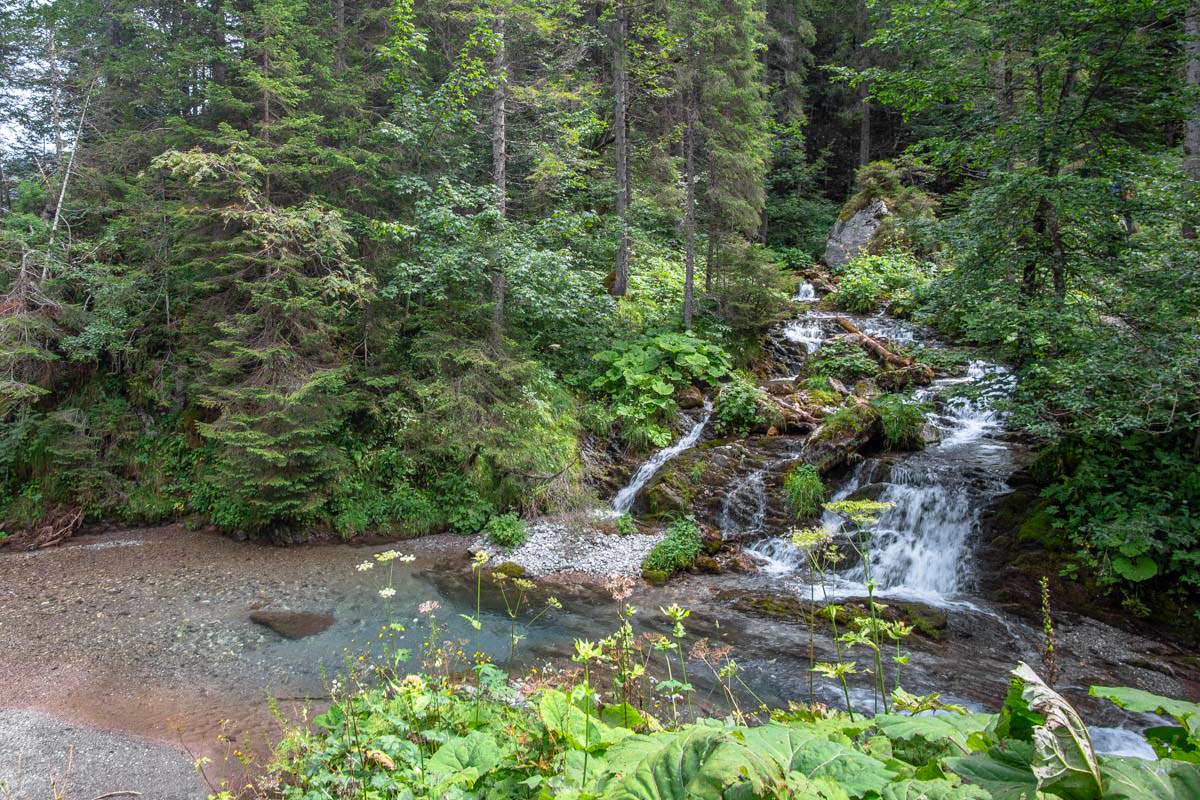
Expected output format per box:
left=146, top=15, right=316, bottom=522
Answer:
left=1, top=294, right=1196, bottom=796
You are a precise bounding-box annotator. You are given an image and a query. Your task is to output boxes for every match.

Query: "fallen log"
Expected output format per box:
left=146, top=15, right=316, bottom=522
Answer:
left=834, top=316, right=912, bottom=369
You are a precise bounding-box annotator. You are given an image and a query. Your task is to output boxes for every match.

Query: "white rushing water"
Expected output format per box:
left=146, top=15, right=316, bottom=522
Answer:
left=782, top=319, right=826, bottom=354
left=611, top=400, right=713, bottom=514
left=745, top=359, right=1017, bottom=607
left=793, top=282, right=818, bottom=302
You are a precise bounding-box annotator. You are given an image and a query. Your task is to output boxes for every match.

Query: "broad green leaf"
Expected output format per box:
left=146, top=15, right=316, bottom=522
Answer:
left=746, top=728, right=895, bottom=797
left=601, top=703, right=647, bottom=730
left=946, top=742, right=1040, bottom=800
left=1012, top=662, right=1102, bottom=799
left=427, top=731, right=501, bottom=787
left=1088, top=686, right=1200, bottom=738
left=1111, top=556, right=1158, bottom=582
left=602, top=726, right=778, bottom=800
left=539, top=689, right=629, bottom=752
left=875, top=713, right=994, bottom=751
left=1098, top=754, right=1200, bottom=799
left=881, top=778, right=992, bottom=800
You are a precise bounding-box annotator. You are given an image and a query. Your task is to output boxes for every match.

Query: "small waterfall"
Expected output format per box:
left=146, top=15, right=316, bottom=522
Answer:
left=782, top=319, right=825, bottom=354
left=745, top=361, right=1016, bottom=606
left=611, top=400, right=713, bottom=514
left=793, top=282, right=818, bottom=302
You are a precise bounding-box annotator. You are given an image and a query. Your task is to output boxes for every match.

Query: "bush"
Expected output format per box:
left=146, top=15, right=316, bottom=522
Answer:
left=642, top=515, right=703, bottom=576
left=784, top=464, right=824, bottom=518
left=872, top=394, right=929, bottom=450
left=807, top=339, right=879, bottom=383
left=830, top=251, right=928, bottom=314
left=614, top=513, right=637, bottom=536
left=591, top=331, right=732, bottom=448
left=483, top=513, right=527, bottom=549
left=713, top=373, right=765, bottom=437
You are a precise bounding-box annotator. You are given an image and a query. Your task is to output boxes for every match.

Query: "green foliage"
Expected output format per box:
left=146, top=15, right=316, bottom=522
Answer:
left=831, top=252, right=928, bottom=315
left=483, top=513, right=527, bottom=549
left=712, top=373, right=765, bottom=437
left=614, top=513, right=638, bottom=537
left=642, top=515, right=703, bottom=576
left=872, top=395, right=928, bottom=451
left=808, top=339, right=879, bottom=384
left=785, top=464, right=824, bottom=518
left=592, top=331, right=731, bottom=448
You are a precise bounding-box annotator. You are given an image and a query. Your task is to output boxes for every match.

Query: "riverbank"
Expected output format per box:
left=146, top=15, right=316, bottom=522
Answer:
left=2, top=521, right=1198, bottom=797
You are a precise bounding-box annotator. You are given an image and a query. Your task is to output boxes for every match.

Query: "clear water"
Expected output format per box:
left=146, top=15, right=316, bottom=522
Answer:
left=611, top=400, right=713, bottom=514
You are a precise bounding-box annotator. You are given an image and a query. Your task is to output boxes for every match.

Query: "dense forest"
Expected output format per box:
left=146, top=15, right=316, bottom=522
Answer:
left=0, top=0, right=1197, bottom=620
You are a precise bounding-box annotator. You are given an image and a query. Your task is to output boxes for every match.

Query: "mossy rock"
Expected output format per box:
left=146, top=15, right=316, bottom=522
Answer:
left=1016, top=500, right=1067, bottom=548
left=642, top=568, right=670, bottom=585
left=694, top=555, right=722, bottom=574
left=493, top=561, right=527, bottom=579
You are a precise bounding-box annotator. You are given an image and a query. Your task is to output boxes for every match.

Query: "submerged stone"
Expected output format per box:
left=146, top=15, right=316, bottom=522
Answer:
left=249, top=609, right=335, bottom=640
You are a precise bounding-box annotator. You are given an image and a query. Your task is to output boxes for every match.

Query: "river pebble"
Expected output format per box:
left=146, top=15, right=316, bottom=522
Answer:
left=480, top=521, right=662, bottom=578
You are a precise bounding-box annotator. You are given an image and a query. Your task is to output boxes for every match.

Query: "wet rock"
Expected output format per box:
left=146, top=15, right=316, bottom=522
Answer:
left=824, top=198, right=890, bottom=269
left=249, top=610, right=335, bottom=640
left=675, top=385, right=705, bottom=409
left=802, top=402, right=881, bottom=474
left=721, top=551, right=760, bottom=574
left=701, top=526, right=723, bottom=556
left=846, top=482, right=889, bottom=503
left=694, top=556, right=722, bottom=574
left=920, top=424, right=941, bottom=447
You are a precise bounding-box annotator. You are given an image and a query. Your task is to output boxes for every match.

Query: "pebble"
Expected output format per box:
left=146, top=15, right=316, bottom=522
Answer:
left=480, top=521, right=663, bottom=578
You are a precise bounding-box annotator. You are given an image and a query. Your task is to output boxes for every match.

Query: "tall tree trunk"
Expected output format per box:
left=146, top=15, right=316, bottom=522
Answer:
left=855, top=0, right=871, bottom=166
left=335, top=0, right=347, bottom=72
left=1185, top=3, right=1200, bottom=238
left=704, top=224, right=715, bottom=294
left=490, top=12, right=508, bottom=343
left=683, top=84, right=697, bottom=327
left=610, top=0, right=631, bottom=297
left=993, top=46, right=1015, bottom=122
left=1033, top=196, right=1066, bottom=304
left=210, top=0, right=227, bottom=88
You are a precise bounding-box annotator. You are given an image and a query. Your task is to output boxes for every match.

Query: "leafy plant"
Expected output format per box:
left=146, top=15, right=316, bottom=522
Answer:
left=614, top=513, right=638, bottom=536
left=784, top=464, right=824, bottom=518
left=642, top=515, right=703, bottom=577
left=808, top=339, right=879, bottom=383
left=831, top=251, right=928, bottom=314
left=591, top=331, right=732, bottom=448
left=713, top=372, right=765, bottom=437
left=483, top=513, right=527, bottom=549
left=872, top=394, right=929, bottom=450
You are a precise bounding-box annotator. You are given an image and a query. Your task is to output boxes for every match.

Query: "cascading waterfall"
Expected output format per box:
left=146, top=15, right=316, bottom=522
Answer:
left=745, top=357, right=1017, bottom=605
left=611, top=400, right=713, bottom=514
left=782, top=319, right=825, bottom=354
left=793, top=282, right=818, bottom=302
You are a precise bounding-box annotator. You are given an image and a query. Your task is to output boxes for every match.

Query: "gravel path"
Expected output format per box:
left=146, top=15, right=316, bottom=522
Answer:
left=480, top=521, right=662, bottom=577
left=0, top=709, right=206, bottom=800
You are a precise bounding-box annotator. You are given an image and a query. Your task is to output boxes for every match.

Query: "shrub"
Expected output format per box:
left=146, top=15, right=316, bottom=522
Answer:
left=830, top=251, right=928, bottom=314
left=872, top=394, right=929, bottom=450
left=614, top=513, right=637, bottom=536
left=803, top=375, right=843, bottom=407
left=713, top=373, right=765, bottom=437
left=642, top=515, right=703, bottom=576
left=807, top=339, right=878, bottom=383
left=784, top=464, right=824, bottom=518
left=483, top=513, right=527, bottom=549
left=591, top=331, right=732, bottom=448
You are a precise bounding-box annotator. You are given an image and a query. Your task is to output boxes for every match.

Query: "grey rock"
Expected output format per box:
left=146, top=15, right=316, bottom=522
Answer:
left=823, top=198, right=890, bottom=269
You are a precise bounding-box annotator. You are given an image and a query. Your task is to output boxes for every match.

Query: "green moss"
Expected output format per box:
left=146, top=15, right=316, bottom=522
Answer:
left=814, top=402, right=879, bottom=443
left=1016, top=500, right=1067, bottom=549
left=493, top=561, right=527, bottom=579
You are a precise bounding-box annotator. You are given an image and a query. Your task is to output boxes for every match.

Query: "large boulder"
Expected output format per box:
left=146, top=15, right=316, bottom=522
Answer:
left=823, top=198, right=890, bottom=269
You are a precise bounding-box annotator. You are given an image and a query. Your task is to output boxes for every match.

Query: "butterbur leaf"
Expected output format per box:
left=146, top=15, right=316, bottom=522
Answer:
left=1088, top=685, right=1200, bottom=739
left=1012, top=662, right=1103, bottom=799
left=603, top=726, right=777, bottom=800
left=739, top=725, right=896, bottom=798
left=1098, top=754, right=1200, bottom=799
left=946, top=741, right=1039, bottom=800
left=1111, top=556, right=1158, bottom=582
left=880, top=778, right=992, bottom=800
left=874, top=713, right=994, bottom=751
left=427, top=731, right=501, bottom=787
